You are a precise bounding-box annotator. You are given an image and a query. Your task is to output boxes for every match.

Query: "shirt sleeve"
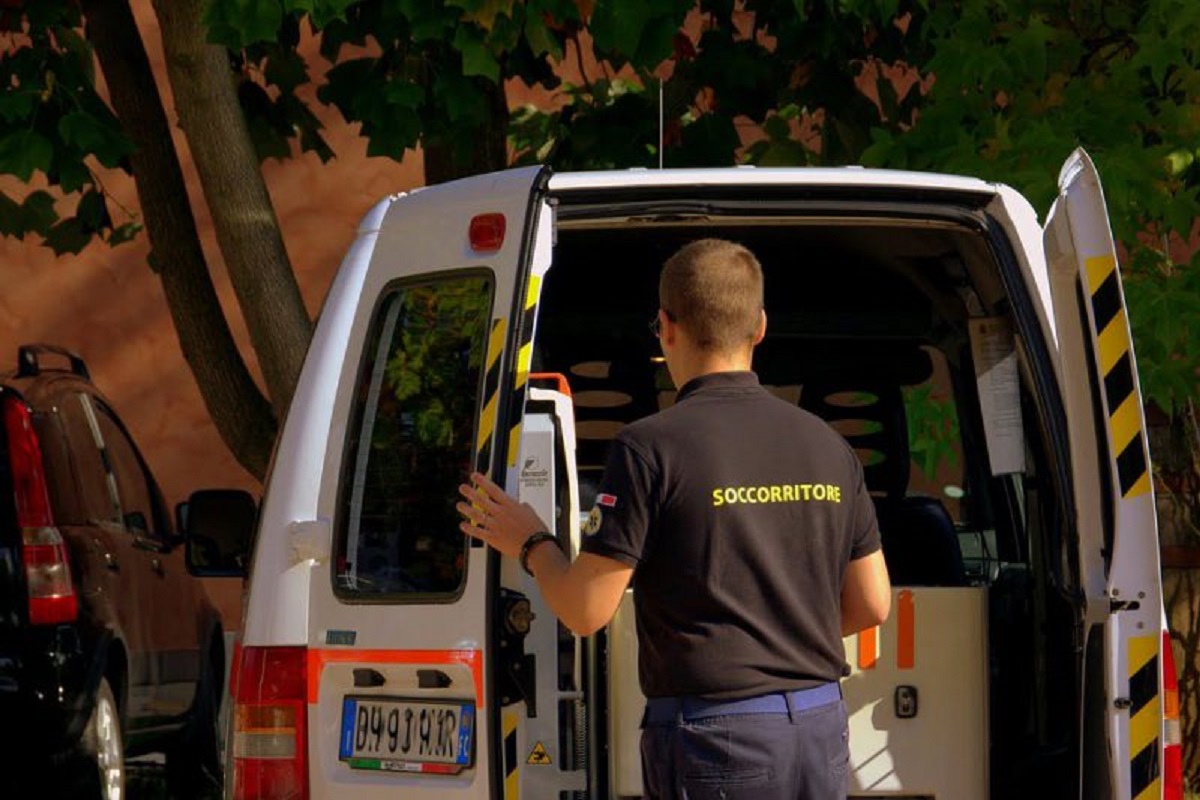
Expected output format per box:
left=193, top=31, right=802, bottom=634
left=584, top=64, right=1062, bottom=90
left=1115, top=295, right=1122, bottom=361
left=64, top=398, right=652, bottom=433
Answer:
left=579, top=436, right=656, bottom=568
left=849, top=456, right=882, bottom=560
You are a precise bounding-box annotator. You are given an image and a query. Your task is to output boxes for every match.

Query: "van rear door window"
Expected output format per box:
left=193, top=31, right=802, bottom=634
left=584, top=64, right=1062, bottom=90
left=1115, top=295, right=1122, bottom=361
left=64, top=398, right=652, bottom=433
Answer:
left=334, top=273, right=493, bottom=599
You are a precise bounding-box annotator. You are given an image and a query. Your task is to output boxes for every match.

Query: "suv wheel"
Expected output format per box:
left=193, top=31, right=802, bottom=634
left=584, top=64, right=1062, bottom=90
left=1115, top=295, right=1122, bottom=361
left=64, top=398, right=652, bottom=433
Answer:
left=84, top=677, right=125, bottom=800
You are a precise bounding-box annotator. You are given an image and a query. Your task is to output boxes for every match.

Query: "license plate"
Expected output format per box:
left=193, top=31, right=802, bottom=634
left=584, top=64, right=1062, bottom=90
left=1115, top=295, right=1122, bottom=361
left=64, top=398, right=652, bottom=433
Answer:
left=339, top=696, right=474, bottom=773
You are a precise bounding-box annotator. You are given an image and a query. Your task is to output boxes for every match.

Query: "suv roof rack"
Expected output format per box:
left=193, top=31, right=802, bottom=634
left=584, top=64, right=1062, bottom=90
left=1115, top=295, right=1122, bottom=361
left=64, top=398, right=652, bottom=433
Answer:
left=17, top=344, right=91, bottom=380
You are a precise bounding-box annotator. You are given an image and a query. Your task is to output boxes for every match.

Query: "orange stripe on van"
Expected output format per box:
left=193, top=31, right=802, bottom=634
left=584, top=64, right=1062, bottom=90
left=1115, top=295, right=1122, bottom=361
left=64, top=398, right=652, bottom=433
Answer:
left=858, top=626, right=878, bottom=670
left=897, top=590, right=915, bottom=670
left=306, top=649, right=483, bottom=704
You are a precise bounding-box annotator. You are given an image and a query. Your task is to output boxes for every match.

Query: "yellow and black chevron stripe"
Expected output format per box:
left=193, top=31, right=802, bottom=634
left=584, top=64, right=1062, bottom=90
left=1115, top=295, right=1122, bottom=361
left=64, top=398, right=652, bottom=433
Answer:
left=503, top=709, right=519, bottom=799
left=506, top=275, right=542, bottom=467
left=475, top=317, right=508, bottom=476
left=1129, top=634, right=1161, bottom=800
left=1083, top=255, right=1151, bottom=499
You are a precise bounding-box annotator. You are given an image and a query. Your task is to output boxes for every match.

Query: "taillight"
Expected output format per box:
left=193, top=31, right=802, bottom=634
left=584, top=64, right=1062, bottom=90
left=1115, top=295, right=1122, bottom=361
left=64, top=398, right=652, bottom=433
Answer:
left=232, top=646, right=308, bottom=800
left=1162, top=629, right=1183, bottom=800
left=4, top=396, right=76, bottom=625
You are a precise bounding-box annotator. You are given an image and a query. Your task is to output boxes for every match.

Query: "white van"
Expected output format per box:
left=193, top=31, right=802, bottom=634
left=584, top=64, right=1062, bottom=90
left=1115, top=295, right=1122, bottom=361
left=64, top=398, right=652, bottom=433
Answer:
left=187, top=149, right=1183, bottom=799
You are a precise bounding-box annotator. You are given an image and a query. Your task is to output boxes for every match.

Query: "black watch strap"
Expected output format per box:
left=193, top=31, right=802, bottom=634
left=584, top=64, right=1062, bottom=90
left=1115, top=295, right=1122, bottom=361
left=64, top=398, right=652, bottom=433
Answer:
left=519, top=531, right=559, bottom=577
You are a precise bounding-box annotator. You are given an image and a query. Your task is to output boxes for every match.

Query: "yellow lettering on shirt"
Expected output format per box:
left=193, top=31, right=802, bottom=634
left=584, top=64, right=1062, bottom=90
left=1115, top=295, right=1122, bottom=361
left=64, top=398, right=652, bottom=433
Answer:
left=710, top=482, right=847, bottom=506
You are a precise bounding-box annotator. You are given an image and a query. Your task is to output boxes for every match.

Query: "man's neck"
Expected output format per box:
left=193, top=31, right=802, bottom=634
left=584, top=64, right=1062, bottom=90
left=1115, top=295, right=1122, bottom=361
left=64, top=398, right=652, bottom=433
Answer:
left=669, top=350, right=752, bottom=389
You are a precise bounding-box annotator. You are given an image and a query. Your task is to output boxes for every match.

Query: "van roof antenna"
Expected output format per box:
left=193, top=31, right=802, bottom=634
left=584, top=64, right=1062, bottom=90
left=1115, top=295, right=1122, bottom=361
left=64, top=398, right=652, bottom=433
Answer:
left=658, top=79, right=664, bottom=169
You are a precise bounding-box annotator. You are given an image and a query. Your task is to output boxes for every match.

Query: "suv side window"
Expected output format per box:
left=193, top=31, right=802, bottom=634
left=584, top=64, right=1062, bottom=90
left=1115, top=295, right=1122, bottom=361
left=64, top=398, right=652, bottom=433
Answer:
left=34, top=405, right=87, bottom=526
left=334, top=273, right=493, bottom=599
left=54, top=393, right=122, bottom=526
left=93, top=404, right=157, bottom=539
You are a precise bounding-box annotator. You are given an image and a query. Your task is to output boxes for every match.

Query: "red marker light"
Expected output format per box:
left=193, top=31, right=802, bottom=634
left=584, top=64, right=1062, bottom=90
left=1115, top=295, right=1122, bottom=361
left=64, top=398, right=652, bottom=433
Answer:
left=469, top=213, right=506, bottom=252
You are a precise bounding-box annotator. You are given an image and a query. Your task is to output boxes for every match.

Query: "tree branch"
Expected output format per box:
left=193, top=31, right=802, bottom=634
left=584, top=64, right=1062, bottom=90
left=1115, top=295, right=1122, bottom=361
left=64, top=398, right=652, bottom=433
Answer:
left=81, top=0, right=276, bottom=479
left=151, top=0, right=312, bottom=415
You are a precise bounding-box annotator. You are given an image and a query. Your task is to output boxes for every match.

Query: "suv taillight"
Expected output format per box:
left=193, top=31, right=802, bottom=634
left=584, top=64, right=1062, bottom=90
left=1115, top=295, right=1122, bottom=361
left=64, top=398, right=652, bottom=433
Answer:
left=1162, top=629, right=1183, bottom=800
left=232, top=645, right=308, bottom=800
left=4, top=396, right=76, bottom=625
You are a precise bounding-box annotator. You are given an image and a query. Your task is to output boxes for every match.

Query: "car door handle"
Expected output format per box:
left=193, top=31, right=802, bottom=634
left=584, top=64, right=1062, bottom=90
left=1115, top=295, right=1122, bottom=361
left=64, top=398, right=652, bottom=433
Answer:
left=103, top=552, right=119, bottom=571
left=150, top=557, right=164, bottom=576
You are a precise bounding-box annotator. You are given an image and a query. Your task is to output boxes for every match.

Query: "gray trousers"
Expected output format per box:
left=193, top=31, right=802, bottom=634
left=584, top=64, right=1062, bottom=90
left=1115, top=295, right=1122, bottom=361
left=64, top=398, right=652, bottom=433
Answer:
left=640, top=699, right=850, bottom=800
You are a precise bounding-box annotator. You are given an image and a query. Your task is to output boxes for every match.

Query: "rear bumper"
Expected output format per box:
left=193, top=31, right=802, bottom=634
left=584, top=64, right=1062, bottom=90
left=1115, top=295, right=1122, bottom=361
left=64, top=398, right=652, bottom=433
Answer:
left=0, top=622, right=95, bottom=758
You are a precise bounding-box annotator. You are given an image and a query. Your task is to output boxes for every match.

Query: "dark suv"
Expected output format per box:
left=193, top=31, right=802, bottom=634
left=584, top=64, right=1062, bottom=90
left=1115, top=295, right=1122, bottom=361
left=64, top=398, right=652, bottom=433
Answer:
left=0, top=345, right=224, bottom=799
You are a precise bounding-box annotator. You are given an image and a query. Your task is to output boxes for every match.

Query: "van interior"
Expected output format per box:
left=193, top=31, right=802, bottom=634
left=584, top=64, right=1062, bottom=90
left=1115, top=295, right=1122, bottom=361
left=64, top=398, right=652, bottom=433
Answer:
left=523, top=213, right=1082, bottom=798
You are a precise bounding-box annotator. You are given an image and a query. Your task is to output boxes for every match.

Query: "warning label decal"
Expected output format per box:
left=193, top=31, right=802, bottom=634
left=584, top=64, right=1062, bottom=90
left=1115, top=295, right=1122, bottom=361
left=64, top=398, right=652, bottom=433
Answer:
left=526, top=742, right=552, bottom=765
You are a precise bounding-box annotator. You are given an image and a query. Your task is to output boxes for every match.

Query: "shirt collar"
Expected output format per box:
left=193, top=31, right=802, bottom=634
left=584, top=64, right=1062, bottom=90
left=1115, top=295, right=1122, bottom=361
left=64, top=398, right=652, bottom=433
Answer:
left=675, top=371, right=761, bottom=402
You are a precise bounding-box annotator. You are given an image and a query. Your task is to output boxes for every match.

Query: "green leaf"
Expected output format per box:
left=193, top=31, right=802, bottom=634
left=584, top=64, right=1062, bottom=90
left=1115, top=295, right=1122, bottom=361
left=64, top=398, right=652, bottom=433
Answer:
left=435, top=73, right=488, bottom=124
left=58, top=111, right=133, bottom=168
left=384, top=80, right=424, bottom=109
left=451, top=0, right=517, bottom=31
left=263, top=48, right=310, bottom=93
left=44, top=216, right=91, bottom=256
left=205, top=0, right=285, bottom=47
left=54, top=159, right=92, bottom=195
left=293, top=0, right=356, bottom=28
left=523, top=11, right=562, bottom=60
left=363, top=107, right=423, bottom=158
left=21, top=191, right=58, bottom=236
left=51, top=25, right=95, bottom=85
left=76, top=190, right=109, bottom=232
left=0, top=131, right=53, bottom=181
left=317, top=58, right=377, bottom=116
left=246, top=114, right=293, bottom=162
left=0, top=91, right=36, bottom=123
left=632, top=14, right=679, bottom=66
left=763, top=113, right=791, bottom=141
left=590, top=0, right=653, bottom=60
left=0, top=193, right=24, bottom=239
left=107, top=221, right=143, bottom=247
left=453, top=27, right=501, bottom=82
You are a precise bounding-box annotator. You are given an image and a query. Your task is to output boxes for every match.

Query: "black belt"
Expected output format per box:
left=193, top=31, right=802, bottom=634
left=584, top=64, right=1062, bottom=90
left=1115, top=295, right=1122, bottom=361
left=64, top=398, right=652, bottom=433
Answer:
left=643, top=682, right=841, bottom=725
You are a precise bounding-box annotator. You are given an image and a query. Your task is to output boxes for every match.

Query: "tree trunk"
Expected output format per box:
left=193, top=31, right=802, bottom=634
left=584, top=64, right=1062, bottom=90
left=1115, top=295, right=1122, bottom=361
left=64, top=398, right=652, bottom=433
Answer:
left=81, top=0, right=276, bottom=480
left=151, top=0, right=312, bottom=417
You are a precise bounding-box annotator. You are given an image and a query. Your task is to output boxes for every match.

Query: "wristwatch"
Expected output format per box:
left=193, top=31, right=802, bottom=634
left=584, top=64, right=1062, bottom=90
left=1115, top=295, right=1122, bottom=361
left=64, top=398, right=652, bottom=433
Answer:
left=519, top=531, right=559, bottom=576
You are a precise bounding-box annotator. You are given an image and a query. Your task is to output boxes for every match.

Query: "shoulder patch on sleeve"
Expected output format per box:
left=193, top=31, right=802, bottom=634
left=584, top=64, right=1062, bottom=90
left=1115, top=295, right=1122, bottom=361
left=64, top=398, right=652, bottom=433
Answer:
left=582, top=506, right=603, bottom=535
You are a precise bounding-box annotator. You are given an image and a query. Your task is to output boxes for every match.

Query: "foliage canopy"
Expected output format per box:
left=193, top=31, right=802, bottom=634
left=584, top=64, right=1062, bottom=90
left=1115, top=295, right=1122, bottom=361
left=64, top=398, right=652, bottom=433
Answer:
left=0, top=0, right=1196, bottom=412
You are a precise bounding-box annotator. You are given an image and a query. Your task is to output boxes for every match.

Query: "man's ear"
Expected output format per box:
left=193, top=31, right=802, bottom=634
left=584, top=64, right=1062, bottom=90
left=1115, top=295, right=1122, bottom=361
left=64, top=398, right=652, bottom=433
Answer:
left=752, top=310, right=767, bottom=345
left=661, top=309, right=678, bottom=346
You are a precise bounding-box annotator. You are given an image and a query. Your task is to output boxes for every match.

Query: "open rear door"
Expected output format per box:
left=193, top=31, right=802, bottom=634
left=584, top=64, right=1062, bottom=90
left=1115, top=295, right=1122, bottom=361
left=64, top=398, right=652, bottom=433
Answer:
left=301, top=167, right=553, bottom=800
left=1043, top=149, right=1165, bottom=800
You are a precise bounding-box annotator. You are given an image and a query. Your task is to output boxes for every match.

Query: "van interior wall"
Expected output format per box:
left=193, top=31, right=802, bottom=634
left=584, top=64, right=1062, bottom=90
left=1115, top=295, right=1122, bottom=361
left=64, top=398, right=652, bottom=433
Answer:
left=536, top=221, right=1080, bottom=792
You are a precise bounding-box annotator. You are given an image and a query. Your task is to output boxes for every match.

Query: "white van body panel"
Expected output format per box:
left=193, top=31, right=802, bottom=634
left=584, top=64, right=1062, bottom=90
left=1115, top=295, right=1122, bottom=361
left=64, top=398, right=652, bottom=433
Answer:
left=241, top=196, right=393, bottom=647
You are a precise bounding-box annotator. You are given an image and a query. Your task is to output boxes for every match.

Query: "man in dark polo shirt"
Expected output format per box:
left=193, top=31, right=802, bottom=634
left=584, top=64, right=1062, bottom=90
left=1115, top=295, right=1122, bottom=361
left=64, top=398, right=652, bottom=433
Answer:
left=459, top=238, right=891, bottom=799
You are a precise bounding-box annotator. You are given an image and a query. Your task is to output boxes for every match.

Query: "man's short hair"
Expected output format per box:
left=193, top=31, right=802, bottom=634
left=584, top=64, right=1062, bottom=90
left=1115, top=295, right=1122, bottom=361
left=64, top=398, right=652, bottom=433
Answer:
left=659, top=238, right=764, bottom=353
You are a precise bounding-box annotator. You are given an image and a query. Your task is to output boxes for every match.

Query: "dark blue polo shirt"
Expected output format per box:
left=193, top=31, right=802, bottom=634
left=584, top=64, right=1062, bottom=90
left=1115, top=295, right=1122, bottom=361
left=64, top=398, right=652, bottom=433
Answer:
left=580, top=371, right=880, bottom=700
